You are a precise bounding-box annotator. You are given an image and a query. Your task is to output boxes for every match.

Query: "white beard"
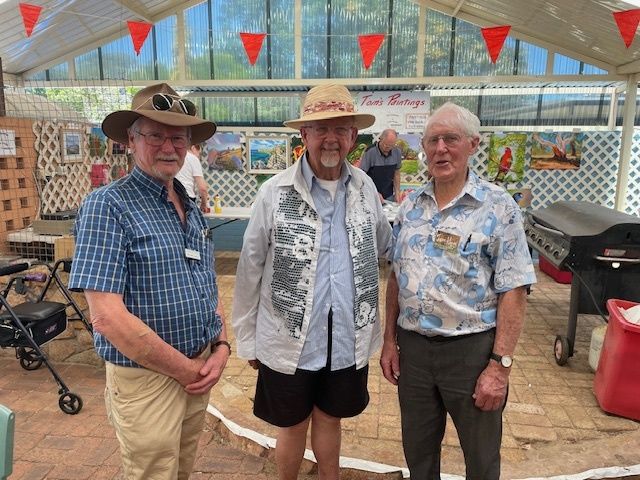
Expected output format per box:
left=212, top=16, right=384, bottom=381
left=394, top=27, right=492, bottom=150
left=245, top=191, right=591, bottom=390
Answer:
left=320, top=151, right=341, bottom=168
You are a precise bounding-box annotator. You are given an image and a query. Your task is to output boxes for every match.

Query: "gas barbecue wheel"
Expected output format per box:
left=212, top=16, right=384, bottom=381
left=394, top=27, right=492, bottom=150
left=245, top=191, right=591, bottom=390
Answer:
left=554, top=335, right=570, bottom=366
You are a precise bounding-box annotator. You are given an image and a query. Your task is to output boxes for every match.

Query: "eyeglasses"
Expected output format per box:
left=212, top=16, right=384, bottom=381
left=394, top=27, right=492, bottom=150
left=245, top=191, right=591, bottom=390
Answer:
left=135, top=131, right=190, bottom=148
left=424, top=133, right=466, bottom=148
left=302, top=125, right=353, bottom=138
left=138, top=93, right=197, bottom=116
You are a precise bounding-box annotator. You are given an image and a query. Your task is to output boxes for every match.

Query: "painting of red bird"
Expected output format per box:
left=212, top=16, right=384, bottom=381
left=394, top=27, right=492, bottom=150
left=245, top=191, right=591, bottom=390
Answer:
left=494, top=146, right=512, bottom=182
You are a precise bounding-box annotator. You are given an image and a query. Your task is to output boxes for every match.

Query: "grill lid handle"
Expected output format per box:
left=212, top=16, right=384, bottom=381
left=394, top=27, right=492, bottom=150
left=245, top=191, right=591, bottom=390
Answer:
left=594, top=256, right=640, bottom=264
left=530, top=221, right=566, bottom=238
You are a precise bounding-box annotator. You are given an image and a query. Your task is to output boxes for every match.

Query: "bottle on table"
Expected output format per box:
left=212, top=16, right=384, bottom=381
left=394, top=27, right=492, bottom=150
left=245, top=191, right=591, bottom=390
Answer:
left=213, top=194, right=222, bottom=214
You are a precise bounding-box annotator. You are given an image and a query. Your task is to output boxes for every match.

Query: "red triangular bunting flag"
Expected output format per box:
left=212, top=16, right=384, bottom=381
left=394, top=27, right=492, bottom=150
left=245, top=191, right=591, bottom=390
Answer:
left=358, top=34, right=385, bottom=69
left=481, top=25, right=511, bottom=64
left=127, top=21, right=153, bottom=56
left=613, top=9, right=640, bottom=48
left=19, top=3, right=42, bottom=37
left=239, top=32, right=266, bottom=65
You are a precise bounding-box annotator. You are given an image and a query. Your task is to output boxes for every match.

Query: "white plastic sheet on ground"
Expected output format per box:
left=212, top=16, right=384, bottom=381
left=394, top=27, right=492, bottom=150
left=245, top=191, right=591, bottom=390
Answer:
left=207, top=403, right=640, bottom=480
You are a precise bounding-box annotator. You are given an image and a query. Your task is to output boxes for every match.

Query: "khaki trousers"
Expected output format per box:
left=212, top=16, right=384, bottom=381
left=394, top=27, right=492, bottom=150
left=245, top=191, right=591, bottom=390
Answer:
left=105, top=357, right=210, bottom=480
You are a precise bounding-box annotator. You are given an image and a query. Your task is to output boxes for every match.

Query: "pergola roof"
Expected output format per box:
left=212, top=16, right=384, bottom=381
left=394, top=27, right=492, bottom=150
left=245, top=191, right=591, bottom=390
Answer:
left=0, top=0, right=638, bottom=81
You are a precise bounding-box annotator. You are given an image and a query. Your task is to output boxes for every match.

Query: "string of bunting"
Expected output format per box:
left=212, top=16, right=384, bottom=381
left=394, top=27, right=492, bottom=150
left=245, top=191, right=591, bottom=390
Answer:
left=18, top=3, right=640, bottom=65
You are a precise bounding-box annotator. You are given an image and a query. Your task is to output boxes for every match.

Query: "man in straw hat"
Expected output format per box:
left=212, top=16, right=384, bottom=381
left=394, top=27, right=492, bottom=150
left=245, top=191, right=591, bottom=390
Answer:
left=69, top=83, right=231, bottom=480
left=232, top=84, right=392, bottom=479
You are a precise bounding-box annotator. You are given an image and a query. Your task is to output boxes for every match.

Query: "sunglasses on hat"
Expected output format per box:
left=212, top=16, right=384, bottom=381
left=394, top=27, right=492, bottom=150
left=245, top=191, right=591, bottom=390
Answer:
left=137, top=93, right=197, bottom=116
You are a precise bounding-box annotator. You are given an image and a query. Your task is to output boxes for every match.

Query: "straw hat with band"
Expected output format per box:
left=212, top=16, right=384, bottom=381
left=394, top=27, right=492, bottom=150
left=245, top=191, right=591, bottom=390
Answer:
left=102, top=83, right=216, bottom=145
left=284, top=84, right=375, bottom=130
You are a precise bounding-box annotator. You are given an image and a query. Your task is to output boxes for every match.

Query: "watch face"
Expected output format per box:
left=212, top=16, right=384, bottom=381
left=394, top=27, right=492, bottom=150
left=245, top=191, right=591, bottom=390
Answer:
left=501, top=355, right=513, bottom=368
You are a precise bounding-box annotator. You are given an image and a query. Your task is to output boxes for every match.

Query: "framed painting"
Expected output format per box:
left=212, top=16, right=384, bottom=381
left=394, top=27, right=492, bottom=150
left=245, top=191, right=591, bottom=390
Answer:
left=88, top=126, right=107, bottom=157
left=486, top=133, right=527, bottom=183
left=531, top=132, right=584, bottom=170
left=61, top=129, right=83, bottom=162
left=109, top=140, right=127, bottom=155
left=204, top=132, right=244, bottom=171
left=247, top=136, right=289, bottom=174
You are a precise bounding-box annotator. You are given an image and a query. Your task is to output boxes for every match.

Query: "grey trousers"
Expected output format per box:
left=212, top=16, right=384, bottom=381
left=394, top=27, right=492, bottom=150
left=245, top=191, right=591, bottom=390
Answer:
left=397, top=327, right=503, bottom=480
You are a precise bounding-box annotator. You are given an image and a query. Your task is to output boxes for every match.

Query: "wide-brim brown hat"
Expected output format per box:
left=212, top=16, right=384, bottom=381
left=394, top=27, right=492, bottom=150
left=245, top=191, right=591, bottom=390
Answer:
left=284, top=84, right=375, bottom=130
left=102, top=83, right=216, bottom=145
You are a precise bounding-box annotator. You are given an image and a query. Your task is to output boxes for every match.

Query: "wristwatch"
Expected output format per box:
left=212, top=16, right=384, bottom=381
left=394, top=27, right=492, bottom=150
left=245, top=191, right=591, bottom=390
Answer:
left=490, top=352, right=513, bottom=368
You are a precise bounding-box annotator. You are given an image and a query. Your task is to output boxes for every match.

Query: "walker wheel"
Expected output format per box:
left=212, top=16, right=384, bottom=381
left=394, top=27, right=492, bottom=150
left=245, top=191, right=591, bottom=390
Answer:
left=59, top=392, right=83, bottom=414
left=17, top=347, right=43, bottom=370
left=554, top=335, right=570, bottom=366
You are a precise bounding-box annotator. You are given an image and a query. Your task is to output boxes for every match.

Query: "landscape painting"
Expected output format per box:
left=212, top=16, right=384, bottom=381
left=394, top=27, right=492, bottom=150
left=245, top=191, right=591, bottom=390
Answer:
left=247, top=136, right=289, bottom=174
left=531, top=132, right=584, bottom=170
left=204, top=133, right=243, bottom=171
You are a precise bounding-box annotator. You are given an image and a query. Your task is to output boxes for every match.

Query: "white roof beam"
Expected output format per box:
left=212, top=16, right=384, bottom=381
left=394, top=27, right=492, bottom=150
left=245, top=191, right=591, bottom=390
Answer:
left=111, top=0, right=153, bottom=23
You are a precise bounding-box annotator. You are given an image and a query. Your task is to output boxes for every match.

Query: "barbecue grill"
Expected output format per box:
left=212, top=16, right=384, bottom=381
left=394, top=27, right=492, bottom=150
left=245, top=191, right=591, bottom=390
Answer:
left=524, top=201, right=640, bottom=365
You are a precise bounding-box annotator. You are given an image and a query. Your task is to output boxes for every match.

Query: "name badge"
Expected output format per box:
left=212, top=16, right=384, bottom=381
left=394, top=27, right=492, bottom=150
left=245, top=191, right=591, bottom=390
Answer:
left=433, top=230, right=461, bottom=253
left=185, top=248, right=201, bottom=261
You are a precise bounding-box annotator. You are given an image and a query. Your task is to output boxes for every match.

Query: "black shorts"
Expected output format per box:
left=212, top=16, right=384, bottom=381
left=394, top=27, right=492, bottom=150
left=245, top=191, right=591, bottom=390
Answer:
left=253, top=363, right=370, bottom=427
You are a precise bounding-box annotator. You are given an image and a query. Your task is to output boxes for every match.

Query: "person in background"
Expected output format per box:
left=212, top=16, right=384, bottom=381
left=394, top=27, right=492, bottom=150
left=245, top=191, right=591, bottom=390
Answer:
left=380, top=102, right=536, bottom=480
left=359, top=128, right=402, bottom=202
left=69, top=83, right=230, bottom=480
left=232, top=84, right=392, bottom=480
left=176, top=142, right=210, bottom=213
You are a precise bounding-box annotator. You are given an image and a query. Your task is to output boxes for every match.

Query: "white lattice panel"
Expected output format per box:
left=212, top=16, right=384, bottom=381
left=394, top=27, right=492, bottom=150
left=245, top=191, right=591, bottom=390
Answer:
left=626, top=132, right=640, bottom=216
left=34, top=120, right=134, bottom=214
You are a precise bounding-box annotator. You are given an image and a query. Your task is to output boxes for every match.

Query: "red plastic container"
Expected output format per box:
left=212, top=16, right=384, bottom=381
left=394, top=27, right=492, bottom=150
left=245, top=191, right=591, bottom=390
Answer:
left=538, top=256, right=573, bottom=284
left=593, top=299, right=640, bottom=421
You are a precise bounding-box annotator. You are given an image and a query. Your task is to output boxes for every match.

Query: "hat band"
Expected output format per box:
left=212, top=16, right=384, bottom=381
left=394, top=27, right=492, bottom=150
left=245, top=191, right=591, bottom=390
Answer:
left=303, top=100, right=355, bottom=116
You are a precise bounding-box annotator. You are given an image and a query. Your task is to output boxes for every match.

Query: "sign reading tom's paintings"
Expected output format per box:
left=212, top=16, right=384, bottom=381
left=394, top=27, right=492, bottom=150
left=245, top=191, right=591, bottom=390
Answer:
left=355, top=91, right=430, bottom=134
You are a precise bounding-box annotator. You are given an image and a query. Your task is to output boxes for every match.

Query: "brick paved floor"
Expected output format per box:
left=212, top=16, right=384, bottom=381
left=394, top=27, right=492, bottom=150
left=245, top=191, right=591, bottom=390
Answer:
left=2, top=252, right=640, bottom=479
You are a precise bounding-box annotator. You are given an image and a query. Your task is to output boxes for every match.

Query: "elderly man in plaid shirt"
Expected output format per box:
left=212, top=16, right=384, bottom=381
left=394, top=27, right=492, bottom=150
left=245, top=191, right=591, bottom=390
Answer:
left=70, top=83, right=230, bottom=480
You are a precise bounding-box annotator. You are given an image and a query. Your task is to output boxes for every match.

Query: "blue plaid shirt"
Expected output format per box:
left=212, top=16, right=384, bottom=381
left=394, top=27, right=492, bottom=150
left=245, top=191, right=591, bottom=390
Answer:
left=69, top=167, right=221, bottom=367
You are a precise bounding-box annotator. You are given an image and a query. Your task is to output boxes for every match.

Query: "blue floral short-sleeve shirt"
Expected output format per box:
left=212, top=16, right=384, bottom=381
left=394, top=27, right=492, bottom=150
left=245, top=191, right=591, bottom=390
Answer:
left=391, top=171, right=536, bottom=336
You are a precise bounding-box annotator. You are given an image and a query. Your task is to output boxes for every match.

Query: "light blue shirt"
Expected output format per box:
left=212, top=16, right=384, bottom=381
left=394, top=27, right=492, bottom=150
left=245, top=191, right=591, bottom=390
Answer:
left=391, top=171, right=536, bottom=336
left=297, top=157, right=355, bottom=370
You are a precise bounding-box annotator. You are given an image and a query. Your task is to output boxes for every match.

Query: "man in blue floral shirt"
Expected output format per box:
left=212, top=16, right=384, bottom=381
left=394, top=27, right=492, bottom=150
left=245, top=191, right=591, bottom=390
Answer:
left=380, top=102, right=536, bottom=480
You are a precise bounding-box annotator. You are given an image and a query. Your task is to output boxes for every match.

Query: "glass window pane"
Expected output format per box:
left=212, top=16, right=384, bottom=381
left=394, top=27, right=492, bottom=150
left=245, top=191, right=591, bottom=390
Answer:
left=424, top=10, right=452, bottom=77
left=480, top=94, right=540, bottom=126
left=553, top=54, right=580, bottom=75
left=302, top=0, right=328, bottom=78
left=431, top=96, right=478, bottom=115
left=75, top=49, right=101, bottom=80
left=48, top=62, right=69, bottom=80
left=516, top=42, right=547, bottom=75
left=540, top=93, right=607, bottom=126
left=155, top=16, right=178, bottom=80
left=453, top=19, right=515, bottom=76
left=257, top=96, right=300, bottom=125
left=102, top=35, right=154, bottom=80
left=582, top=63, right=608, bottom=75
left=390, top=0, right=420, bottom=78
left=24, top=71, right=45, bottom=81
left=329, top=0, right=389, bottom=78
left=270, top=0, right=295, bottom=79
left=185, top=2, right=211, bottom=80
left=203, top=97, right=256, bottom=125
left=211, top=0, right=268, bottom=80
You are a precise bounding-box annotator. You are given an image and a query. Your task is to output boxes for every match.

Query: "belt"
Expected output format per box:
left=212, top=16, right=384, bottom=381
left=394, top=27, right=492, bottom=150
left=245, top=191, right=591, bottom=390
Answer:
left=405, top=327, right=495, bottom=343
